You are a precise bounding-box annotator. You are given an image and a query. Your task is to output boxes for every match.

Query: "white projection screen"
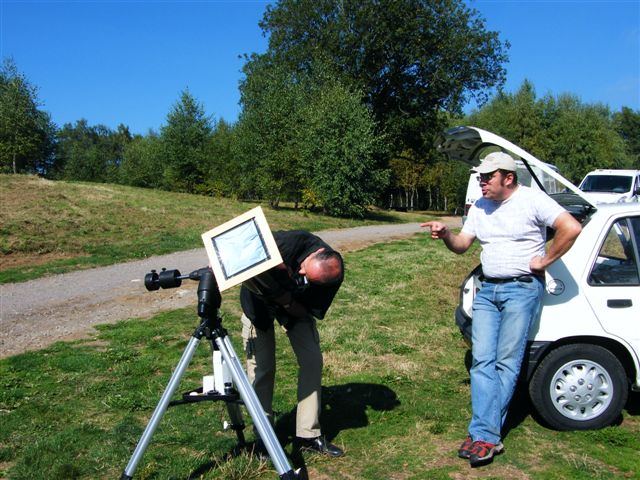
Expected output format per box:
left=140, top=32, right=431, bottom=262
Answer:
left=201, top=206, right=282, bottom=291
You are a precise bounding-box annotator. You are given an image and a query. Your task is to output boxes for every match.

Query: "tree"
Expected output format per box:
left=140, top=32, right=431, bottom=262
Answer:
left=202, top=118, right=239, bottom=197
left=119, top=132, right=164, bottom=188
left=612, top=107, right=640, bottom=166
left=0, top=58, right=56, bottom=174
left=547, top=97, right=631, bottom=183
left=236, top=54, right=307, bottom=206
left=419, top=160, right=467, bottom=212
left=57, top=120, right=130, bottom=183
left=465, top=80, right=553, bottom=161
left=160, top=90, right=213, bottom=193
left=464, top=82, right=633, bottom=184
left=298, top=79, right=389, bottom=217
left=237, top=53, right=388, bottom=215
left=258, top=0, right=509, bottom=154
left=389, top=150, right=425, bottom=210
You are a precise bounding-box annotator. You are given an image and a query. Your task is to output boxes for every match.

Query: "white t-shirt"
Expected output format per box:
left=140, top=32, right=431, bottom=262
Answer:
left=461, top=186, right=566, bottom=278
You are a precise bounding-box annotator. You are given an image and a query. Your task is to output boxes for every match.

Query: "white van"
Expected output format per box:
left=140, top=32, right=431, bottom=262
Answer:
left=579, top=169, right=640, bottom=204
left=462, top=158, right=561, bottom=223
left=441, top=126, right=640, bottom=432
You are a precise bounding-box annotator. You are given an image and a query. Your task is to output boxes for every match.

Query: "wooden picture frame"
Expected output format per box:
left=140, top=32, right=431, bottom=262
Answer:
left=201, top=206, right=282, bottom=291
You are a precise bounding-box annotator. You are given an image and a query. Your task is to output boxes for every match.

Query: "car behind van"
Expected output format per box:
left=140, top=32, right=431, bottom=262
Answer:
left=579, top=169, right=640, bottom=204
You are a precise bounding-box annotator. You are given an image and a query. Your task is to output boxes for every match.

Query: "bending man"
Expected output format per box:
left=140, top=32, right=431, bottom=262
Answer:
left=241, top=230, right=345, bottom=457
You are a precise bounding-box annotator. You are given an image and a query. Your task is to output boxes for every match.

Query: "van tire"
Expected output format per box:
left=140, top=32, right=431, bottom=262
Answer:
left=529, top=344, right=628, bottom=430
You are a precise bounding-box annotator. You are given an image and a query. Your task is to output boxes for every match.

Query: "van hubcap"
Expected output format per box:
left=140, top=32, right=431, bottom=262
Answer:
left=549, top=360, right=613, bottom=420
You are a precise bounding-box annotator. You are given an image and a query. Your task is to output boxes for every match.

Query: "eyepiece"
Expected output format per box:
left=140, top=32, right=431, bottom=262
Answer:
left=144, top=270, right=160, bottom=291
left=144, top=268, right=182, bottom=291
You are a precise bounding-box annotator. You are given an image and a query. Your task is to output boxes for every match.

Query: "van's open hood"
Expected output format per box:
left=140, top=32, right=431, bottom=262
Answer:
left=437, top=126, right=597, bottom=211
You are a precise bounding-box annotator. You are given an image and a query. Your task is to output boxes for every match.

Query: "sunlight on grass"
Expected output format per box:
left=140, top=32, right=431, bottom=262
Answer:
left=0, top=236, right=638, bottom=479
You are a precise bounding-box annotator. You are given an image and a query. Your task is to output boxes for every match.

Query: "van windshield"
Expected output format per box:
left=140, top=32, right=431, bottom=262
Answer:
left=581, top=175, right=632, bottom=193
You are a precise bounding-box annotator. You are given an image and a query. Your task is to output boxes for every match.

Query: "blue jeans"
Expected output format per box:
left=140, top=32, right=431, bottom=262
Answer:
left=468, top=277, right=544, bottom=444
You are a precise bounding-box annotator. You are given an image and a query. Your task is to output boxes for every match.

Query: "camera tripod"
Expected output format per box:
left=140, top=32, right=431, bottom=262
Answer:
left=120, top=267, right=299, bottom=480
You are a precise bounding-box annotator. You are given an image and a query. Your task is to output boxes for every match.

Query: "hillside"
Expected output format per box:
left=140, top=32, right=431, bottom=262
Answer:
left=0, top=174, right=425, bottom=283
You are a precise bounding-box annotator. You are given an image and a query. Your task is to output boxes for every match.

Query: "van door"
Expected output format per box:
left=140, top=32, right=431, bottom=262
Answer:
left=584, top=215, right=640, bottom=353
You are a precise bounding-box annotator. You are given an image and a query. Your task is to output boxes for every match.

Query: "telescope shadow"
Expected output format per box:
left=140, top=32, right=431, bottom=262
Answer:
left=274, top=382, right=401, bottom=473
left=186, top=382, right=400, bottom=479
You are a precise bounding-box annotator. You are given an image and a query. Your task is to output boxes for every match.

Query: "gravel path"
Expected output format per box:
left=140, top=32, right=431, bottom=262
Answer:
left=0, top=220, right=459, bottom=358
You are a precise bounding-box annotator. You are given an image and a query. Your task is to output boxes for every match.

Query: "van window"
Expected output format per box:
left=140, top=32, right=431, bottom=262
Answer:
left=581, top=175, right=633, bottom=193
left=589, top=217, right=640, bottom=286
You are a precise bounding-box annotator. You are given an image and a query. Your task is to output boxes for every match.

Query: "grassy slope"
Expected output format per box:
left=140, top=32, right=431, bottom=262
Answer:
left=0, top=236, right=638, bottom=479
left=0, top=174, right=425, bottom=283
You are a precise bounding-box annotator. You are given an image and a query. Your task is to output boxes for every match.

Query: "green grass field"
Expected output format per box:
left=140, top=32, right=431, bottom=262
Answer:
left=0, top=174, right=425, bottom=283
left=1, top=236, right=638, bottom=479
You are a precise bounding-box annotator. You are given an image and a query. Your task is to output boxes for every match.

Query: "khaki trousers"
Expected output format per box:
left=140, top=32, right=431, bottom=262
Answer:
left=241, top=313, right=323, bottom=438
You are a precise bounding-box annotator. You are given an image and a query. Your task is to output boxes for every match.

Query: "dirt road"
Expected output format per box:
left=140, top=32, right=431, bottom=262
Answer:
left=0, top=220, right=460, bottom=358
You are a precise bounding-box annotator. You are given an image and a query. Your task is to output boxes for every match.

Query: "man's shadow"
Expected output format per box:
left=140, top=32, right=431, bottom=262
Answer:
left=625, top=390, right=640, bottom=415
left=272, top=382, right=401, bottom=474
left=186, top=382, right=400, bottom=479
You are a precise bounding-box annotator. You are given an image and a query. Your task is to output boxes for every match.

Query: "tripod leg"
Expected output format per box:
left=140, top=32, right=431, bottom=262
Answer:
left=225, top=401, right=246, bottom=447
left=212, top=340, right=246, bottom=447
left=214, top=334, right=299, bottom=479
left=120, top=336, right=201, bottom=480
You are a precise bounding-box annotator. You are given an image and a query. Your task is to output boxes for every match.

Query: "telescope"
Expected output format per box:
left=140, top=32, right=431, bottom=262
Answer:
left=120, top=266, right=300, bottom=480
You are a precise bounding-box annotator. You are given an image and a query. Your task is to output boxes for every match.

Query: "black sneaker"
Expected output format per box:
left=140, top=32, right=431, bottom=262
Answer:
left=468, top=440, right=504, bottom=467
left=296, top=436, right=344, bottom=457
left=457, top=435, right=473, bottom=459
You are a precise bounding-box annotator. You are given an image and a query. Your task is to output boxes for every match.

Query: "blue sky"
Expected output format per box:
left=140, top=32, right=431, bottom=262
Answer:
left=1, top=0, right=638, bottom=135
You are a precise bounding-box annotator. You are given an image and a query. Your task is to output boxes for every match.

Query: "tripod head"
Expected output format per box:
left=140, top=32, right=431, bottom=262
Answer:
left=145, top=267, right=222, bottom=319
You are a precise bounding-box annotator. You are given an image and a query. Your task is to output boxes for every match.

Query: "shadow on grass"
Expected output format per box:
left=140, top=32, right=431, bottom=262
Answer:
left=184, top=382, right=400, bottom=478
left=502, top=385, right=534, bottom=437
left=272, top=382, right=401, bottom=473
left=463, top=349, right=640, bottom=437
left=626, top=390, right=640, bottom=416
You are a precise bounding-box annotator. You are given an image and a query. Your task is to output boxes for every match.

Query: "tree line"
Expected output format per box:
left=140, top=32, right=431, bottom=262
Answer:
left=2, top=0, right=638, bottom=217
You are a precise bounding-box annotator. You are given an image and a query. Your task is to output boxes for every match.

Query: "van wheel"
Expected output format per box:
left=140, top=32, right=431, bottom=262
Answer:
left=529, top=344, right=628, bottom=430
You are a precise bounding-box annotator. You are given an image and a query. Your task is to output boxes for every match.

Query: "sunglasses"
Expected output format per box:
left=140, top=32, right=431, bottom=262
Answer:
left=478, top=171, right=499, bottom=183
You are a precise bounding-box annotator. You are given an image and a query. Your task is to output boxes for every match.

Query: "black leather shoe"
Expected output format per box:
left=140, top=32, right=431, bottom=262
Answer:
left=296, top=436, right=344, bottom=457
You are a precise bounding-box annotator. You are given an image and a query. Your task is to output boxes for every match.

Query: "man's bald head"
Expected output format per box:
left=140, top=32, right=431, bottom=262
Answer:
left=300, top=248, right=343, bottom=285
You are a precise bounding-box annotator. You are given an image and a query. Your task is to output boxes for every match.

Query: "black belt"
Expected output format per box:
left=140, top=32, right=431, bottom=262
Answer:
left=479, top=274, right=541, bottom=284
